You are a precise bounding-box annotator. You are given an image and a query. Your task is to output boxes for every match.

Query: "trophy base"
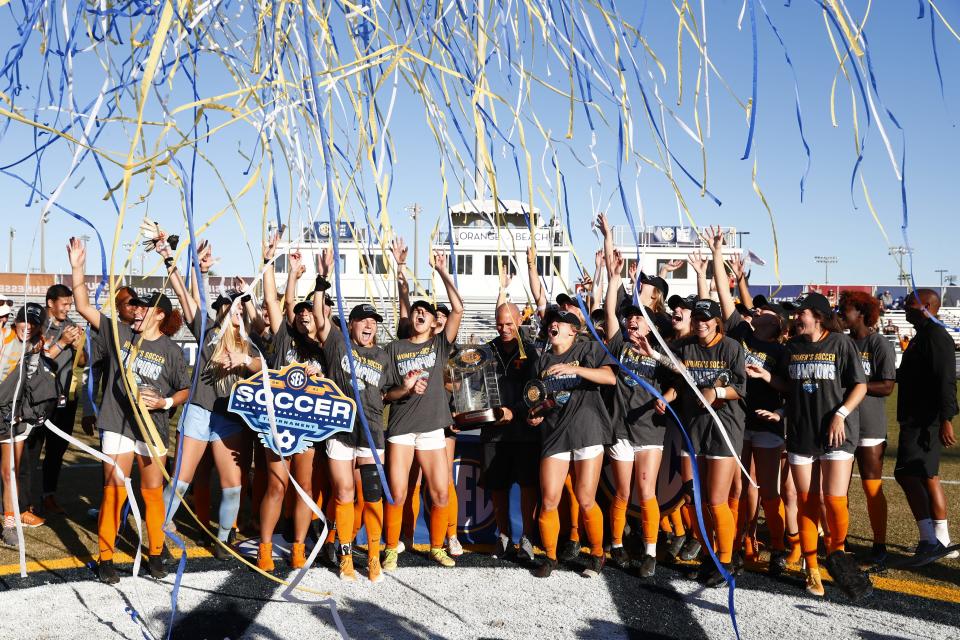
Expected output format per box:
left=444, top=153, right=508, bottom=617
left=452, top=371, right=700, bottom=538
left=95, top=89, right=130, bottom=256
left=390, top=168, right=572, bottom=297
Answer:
left=454, top=408, right=498, bottom=427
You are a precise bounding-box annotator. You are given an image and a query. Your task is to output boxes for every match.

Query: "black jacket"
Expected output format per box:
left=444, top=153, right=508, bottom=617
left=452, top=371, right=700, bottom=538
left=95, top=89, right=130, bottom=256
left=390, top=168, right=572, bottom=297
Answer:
left=897, top=319, right=958, bottom=427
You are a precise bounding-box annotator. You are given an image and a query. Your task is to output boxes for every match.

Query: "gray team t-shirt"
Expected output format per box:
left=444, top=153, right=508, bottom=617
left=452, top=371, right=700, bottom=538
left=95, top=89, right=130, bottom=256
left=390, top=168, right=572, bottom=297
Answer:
left=93, top=312, right=190, bottom=445
left=852, top=331, right=896, bottom=441
left=188, top=313, right=258, bottom=415
left=386, top=332, right=454, bottom=436
left=324, top=327, right=395, bottom=443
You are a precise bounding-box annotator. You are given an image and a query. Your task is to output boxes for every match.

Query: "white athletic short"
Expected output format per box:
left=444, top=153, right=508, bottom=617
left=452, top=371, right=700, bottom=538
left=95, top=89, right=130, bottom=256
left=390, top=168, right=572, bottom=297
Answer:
left=387, top=428, right=446, bottom=451
left=326, top=438, right=384, bottom=461
left=787, top=450, right=854, bottom=465
left=101, top=431, right=151, bottom=456
left=746, top=430, right=785, bottom=449
left=607, top=438, right=663, bottom=462
left=548, top=445, right=604, bottom=462
left=857, top=437, right=886, bottom=448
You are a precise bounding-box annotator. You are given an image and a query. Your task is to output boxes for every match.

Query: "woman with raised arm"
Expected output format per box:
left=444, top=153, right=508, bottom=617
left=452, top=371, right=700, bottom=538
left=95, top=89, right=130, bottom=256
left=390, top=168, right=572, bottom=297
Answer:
left=602, top=249, right=670, bottom=578
left=706, top=227, right=790, bottom=575
left=839, top=291, right=896, bottom=565
left=257, top=243, right=327, bottom=572
left=381, top=249, right=463, bottom=571
left=154, top=235, right=261, bottom=559
left=68, top=238, right=190, bottom=584
left=746, top=291, right=869, bottom=598
left=659, top=291, right=747, bottom=588
left=528, top=302, right=617, bottom=579
left=312, top=248, right=396, bottom=582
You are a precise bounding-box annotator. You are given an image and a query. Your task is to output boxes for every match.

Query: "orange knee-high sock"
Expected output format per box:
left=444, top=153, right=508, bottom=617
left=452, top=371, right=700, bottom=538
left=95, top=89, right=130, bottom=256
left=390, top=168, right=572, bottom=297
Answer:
left=583, top=503, right=605, bottom=557
left=142, top=487, right=166, bottom=556
left=761, top=498, right=786, bottom=551
left=683, top=502, right=705, bottom=545
left=660, top=514, right=672, bottom=533
left=97, top=485, right=126, bottom=561
left=429, top=504, right=447, bottom=549
left=670, top=506, right=686, bottom=537
left=640, top=498, right=661, bottom=545
left=352, top=493, right=364, bottom=542
left=728, top=498, right=743, bottom=549
left=797, top=491, right=821, bottom=569
left=335, top=499, right=355, bottom=547
left=401, top=483, right=420, bottom=541
left=384, top=498, right=404, bottom=549
left=539, top=508, right=560, bottom=560
left=564, top=475, right=580, bottom=542
left=364, top=499, right=383, bottom=558
left=610, top=497, right=628, bottom=546
left=446, top=481, right=459, bottom=540
left=786, top=531, right=802, bottom=563
left=520, top=486, right=539, bottom=542
left=709, top=503, right=735, bottom=564
left=823, top=495, right=849, bottom=554
left=193, top=482, right=211, bottom=527
left=325, top=500, right=337, bottom=544
left=861, top=479, right=887, bottom=544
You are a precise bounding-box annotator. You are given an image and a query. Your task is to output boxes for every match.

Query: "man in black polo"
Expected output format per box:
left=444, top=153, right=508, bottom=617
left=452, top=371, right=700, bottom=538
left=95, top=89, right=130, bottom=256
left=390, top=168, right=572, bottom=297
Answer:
left=894, top=289, right=958, bottom=564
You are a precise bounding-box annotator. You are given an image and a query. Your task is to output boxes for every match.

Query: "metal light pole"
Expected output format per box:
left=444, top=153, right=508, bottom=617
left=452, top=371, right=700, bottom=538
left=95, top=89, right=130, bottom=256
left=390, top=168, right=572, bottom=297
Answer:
left=888, top=246, right=912, bottom=286
left=8, top=227, right=14, bottom=272
left=814, top=255, right=838, bottom=284
left=735, top=230, right=751, bottom=248
left=936, top=269, right=949, bottom=299
left=405, top=203, right=421, bottom=288
left=39, top=212, right=47, bottom=272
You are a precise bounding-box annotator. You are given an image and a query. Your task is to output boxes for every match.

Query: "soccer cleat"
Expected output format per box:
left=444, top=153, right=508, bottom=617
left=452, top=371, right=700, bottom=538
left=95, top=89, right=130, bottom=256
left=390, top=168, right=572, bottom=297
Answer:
left=805, top=567, right=825, bottom=597
left=19, top=510, right=45, bottom=528
left=367, top=557, right=384, bottom=583
left=1, top=527, right=17, bottom=548
left=430, top=547, right=456, bottom=567
left=397, top=536, right=412, bottom=554
left=558, top=539, right=582, bottom=563
left=160, top=543, right=174, bottom=565
left=97, top=559, right=120, bottom=585
left=339, top=554, right=357, bottom=581
left=907, top=540, right=940, bottom=567
left=637, top=554, right=657, bottom=579
left=447, top=536, right=464, bottom=557
left=322, top=541, right=338, bottom=567
left=535, top=557, right=558, bottom=578
left=581, top=554, right=605, bottom=578
left=213, top=540, right=233, bottom=561
left=867, top=542, right=888, bottom=566
left=147, top=554, right=168, bottom=579
left=609, top=546, right=631, bottom=569
left=768, top=549, right=788, bottom=576
left=704, top=562, right=732, bottom=588
left=693, top=560, right=714, bottom=584
left=289, top=542, right=307, bottom=569
left=257, top=542, right=275, bottom=572
left=679, top=537, right=702, bottom=562
left=518, top=535, right=535, bottom=563
left=730, top=550, right=745, bottom=577
left=665, top=534, right=685, bottom=562
left=382, top=548, right=399, bottom=572
left=493, top=534, right=512, bottom=560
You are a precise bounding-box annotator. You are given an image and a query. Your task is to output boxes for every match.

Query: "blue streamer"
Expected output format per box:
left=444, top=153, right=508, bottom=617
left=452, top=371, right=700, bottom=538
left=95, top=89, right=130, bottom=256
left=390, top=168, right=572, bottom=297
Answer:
left=741, top=0, right=759, bottom=161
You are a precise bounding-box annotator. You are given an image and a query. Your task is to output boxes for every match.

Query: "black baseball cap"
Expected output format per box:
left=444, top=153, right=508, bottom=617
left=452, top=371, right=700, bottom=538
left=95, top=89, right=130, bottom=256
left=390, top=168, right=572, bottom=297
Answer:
left=410, top=300, right=437, bottom=317
left=620, top=303, right=655, bottom=320
left=639, top=272, right=669, bottom=298
left=752, top=294, right=788, bottom=319
left=212, top=290, right=244, bottom=311
left=130, top=291, right=173, bottom=316
left=691, top=298, right=721, bottom=320
left=785, top=292, right=832, bottom=316
left=349, top=303, right=383, bottom=323
left=556, top=292, right=576, bottom=307
left=667, top=294, right=697, bottom=310
left=551, top=310, right=582, bottom=329
left=293, top=299, right=314, bottom=314
left=15, top=303, right=45, bottom=326
left=435, top=303, right=450, bottom=317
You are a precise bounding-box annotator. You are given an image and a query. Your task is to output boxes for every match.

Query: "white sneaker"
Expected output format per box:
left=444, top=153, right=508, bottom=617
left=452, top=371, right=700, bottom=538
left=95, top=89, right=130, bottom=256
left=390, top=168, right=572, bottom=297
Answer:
left=447, top=536, right=464, bottom=557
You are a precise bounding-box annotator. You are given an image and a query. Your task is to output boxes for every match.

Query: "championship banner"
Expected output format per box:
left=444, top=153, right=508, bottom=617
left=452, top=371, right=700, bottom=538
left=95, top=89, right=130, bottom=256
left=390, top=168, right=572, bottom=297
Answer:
left=228, top=363, right=357, bottom=455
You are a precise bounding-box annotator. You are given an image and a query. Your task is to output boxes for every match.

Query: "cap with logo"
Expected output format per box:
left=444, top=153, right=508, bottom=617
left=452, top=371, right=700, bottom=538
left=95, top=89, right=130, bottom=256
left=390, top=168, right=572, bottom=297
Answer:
left=130, top=291, right=173, bottom=316
left=619, top=303, right=656, bottom=320
left=639, top=272, right=669, bottom=298
left=15, top=303, right=46, bottom=326
left=667, top=294, right=697, bottom=310
left=349, top=303, right=383, bottom=323
left=691, top=298, right=721, bottom=320
left=552, top=310, right=582, bottom=330
left=556, top=293, right=576, bottom=308
left=784, top=292, right=833, bottom=316
left=410, top=300, right=437, bottom=317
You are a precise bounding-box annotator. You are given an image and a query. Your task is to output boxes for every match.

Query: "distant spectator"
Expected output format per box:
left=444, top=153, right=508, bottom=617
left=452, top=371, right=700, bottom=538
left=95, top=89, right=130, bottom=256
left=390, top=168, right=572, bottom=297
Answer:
left=883, top=320, right=897, bottom=335
left=894, top=296, right=905, bottom=310
left=880, top=290, right=893, bottom=310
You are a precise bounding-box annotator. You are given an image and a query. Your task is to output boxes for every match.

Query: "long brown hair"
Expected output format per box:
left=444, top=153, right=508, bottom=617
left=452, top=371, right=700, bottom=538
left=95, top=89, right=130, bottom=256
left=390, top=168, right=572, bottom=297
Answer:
left=159, top=309, right=183, bottom=337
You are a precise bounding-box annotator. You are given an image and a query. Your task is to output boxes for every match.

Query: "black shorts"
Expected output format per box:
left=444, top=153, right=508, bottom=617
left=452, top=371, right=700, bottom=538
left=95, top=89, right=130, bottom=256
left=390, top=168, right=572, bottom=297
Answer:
left=479, top=441, right=540, bottom=490
left=894, top=422, right=942, bottom=479
left=686, top=417, right=744, bottom=458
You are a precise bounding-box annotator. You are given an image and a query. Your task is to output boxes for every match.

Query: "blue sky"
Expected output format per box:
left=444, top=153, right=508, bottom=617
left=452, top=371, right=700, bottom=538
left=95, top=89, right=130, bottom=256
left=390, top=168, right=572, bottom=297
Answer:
left=1, top=1, right=958, bottom=288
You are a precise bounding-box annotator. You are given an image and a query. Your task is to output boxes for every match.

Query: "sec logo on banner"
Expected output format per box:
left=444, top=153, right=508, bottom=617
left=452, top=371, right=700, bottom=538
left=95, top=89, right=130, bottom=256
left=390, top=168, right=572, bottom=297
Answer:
left=228, top=363, right=357, bottom=456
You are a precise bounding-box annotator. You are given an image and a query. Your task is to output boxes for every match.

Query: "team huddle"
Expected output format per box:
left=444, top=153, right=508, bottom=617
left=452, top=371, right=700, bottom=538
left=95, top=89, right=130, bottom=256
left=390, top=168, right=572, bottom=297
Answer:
left=0, top=217, right=956, bottom=603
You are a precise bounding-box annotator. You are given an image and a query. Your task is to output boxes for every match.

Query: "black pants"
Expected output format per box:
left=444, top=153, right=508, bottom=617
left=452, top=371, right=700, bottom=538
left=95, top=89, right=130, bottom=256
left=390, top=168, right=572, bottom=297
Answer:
left=42, top=400, right=77, bottom=495
left=16, top=400, right=77, bottom=508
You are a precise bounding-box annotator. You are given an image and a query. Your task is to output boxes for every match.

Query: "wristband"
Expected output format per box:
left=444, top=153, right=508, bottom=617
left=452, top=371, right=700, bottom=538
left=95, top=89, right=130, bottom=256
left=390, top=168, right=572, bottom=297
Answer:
left=240, top=293, right=252, bottom=304
left=263, top=258, right=271, bottom=265
left=164, top=256, right=175, bottom=268
left=163, top=397, right=173, bottom=411
left=314, top=274, right=331, bottom=292
left=715, top=386, right=727, bottom=400
left=835, top=405, right=850, bottom=419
